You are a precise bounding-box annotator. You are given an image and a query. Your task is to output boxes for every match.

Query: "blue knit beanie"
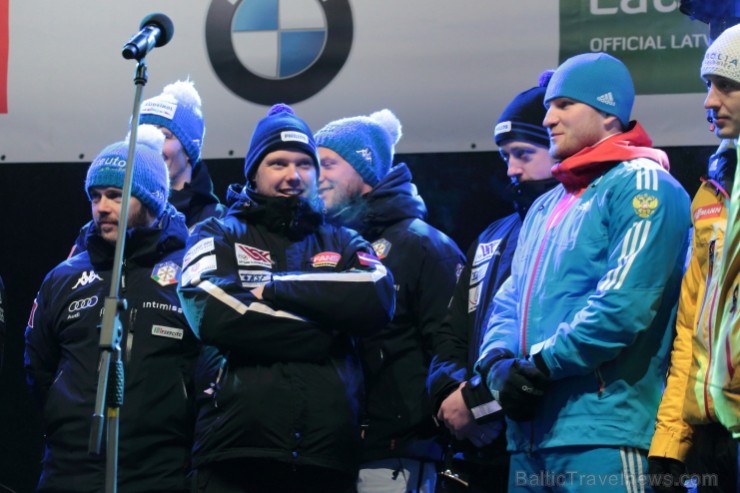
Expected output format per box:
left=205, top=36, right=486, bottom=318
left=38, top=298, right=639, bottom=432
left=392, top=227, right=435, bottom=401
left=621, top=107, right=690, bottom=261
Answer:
left=314, top=109, right=402, bottom=187
left=244, top=103, right=319, bottom=182
left=85, top=124, right=170, bottom=218
left=495, top=70, right=554, bottom=147
left=139, top=79, right=205, bottom=168
left=544, top=52, right=635, bottom=127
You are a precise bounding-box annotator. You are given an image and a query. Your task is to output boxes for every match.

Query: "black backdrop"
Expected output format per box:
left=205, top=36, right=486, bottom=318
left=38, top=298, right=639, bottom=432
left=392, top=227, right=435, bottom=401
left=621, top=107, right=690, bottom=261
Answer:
left=0, top=146, right=714, bottom=492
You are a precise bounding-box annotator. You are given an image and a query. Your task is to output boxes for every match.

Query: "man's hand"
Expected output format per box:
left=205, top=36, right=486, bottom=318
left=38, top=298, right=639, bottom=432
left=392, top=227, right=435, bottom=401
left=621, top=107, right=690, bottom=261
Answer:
left=487, top=355, right=548, bottom=421
left=437, top=383, right=475, bottom=436
left=647, top=457, right=688, bottom=493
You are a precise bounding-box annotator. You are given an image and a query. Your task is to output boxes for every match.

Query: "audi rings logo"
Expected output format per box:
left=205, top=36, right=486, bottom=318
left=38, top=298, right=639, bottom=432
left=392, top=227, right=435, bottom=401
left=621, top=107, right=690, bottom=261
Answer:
left=205, top=0, right=353, bottom=105
left=68, top=296, right=99, bottom=313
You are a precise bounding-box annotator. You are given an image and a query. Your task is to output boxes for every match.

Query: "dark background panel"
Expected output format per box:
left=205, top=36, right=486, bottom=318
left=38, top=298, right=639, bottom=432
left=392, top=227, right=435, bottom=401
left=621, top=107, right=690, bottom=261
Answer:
left=0, top=146, right=714, bottom=492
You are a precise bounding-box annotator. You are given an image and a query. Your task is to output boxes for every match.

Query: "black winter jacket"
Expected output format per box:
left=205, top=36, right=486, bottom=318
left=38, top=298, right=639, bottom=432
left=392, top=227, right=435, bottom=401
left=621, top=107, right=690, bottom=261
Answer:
left=177, top=186, right=395, bottom=475
left=169, top=161, right=227, bottom=231
left=332, top=164, right=465, bottom=463
left=24, top=207, right=199, bottom=493
left=427, top=178, right=558, bottom=467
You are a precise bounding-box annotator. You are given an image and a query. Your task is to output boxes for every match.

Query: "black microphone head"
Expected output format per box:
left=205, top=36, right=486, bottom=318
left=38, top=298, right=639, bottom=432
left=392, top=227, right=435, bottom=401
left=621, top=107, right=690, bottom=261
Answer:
left=141, top=12, right=174, bottom=47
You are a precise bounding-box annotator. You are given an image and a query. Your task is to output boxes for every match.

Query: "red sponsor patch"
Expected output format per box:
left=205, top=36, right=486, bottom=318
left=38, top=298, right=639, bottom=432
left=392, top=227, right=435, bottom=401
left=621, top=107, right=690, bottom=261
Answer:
left=311, top=251, right=341, bottom=268
left=356, top=251, right=380, bottom=267
left=693, top=204, right=722, bottom=223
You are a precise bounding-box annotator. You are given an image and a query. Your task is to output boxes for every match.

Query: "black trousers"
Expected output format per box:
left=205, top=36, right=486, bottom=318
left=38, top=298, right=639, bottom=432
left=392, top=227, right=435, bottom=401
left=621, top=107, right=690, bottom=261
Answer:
left=191, top=459, right=357, bottom=493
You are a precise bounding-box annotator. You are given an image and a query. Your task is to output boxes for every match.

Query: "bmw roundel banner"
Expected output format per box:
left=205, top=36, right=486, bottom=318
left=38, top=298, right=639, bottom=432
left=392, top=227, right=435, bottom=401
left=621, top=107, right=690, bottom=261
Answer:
left=0, top=0, right=717, bottom=164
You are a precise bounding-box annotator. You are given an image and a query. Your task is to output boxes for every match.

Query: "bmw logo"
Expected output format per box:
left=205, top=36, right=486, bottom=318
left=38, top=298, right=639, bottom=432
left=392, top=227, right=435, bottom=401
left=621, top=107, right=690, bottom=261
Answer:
left=205, top=0, right=353, bottom=105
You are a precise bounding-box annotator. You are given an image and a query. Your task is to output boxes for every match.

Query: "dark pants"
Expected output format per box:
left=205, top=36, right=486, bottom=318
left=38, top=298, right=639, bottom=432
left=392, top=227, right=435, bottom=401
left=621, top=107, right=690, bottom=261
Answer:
left=683, top=423, right=737, bottom=493
left=436, top=458, right=509, bottom=493
left=191, top=459, right=356, bottom=493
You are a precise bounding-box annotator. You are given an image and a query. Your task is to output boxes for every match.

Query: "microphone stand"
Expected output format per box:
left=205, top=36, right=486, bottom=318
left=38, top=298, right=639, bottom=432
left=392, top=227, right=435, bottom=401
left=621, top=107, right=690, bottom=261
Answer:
left=88, top=59, right=149, bottom=493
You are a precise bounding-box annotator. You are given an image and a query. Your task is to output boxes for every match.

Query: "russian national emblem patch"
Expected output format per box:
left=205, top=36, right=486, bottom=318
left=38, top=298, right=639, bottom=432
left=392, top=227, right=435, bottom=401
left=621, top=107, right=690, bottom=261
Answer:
left=151, top=261, right=181, bottom=287
left=632, top=193, right=659, bottom=219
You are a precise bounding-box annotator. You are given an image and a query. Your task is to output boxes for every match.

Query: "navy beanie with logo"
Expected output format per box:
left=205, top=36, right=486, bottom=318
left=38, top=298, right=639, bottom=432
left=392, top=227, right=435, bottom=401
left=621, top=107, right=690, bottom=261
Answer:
left=494, top=70, right=554, bottom=148
left=243, top=103, right=319, bottom=183
left=85, top=124, right=170, bottom=218
left=138, top=79, right=205, bottom=168
left=314, top=109, right=402, bottom=187
left=544, top=52, right=635, bottom=127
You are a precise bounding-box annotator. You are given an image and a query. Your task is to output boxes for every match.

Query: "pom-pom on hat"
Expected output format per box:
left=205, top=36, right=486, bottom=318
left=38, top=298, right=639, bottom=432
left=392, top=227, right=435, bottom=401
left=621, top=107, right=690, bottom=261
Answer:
left=85, top=124, right=170, bottom=218
left=314, top=109, right=402, bottom=187
left=701, top=23, right=740, bottom=84
left=544, top=52, right=635, bottom=127
left=494, top=70, right=554, bottom=148
left=243, top=103, right=319, bottom=183
left=139, top=79, right=205, bottom=168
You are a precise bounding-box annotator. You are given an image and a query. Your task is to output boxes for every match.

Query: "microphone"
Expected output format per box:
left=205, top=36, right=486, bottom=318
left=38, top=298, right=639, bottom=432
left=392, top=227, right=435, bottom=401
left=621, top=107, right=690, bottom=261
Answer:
left=122, top=13, right=174, bottom=60
left=707, top=112, right=716, bottom=132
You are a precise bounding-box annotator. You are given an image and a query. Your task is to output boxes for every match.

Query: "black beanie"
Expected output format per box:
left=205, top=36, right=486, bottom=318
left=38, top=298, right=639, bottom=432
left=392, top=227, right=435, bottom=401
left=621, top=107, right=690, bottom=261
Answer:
left=494, top=71, right=553, bottom=148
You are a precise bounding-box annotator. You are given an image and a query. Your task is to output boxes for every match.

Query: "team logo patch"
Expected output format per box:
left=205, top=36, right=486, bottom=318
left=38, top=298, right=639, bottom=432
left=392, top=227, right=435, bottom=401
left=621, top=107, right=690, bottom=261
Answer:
left=632, top=193, right=659, bottom=218
left=239, top=270, right=272, bottom=289
left=473, top=240, right=501, bottom=267
left=72, top=270, right=103, bottom=289
left=151, top=325, right=184, bottom=340
left=694, top=204, right=722, bottom=223
left=151, top=261, right=181, bottom=287
left=312, top=251, right=341, bottom=268
left=372, top=239, right=392, bottom=259
left=235, top=243, right=272, bottom=269
left=183, top=237, right=215, bottom=269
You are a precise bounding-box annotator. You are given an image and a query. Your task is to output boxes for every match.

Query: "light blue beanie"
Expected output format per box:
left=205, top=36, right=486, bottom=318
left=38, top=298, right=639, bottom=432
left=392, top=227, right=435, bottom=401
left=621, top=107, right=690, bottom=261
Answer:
left=85, top=125, right=170, bottom=218
left=139, top=79, right=205, bottom=167
left=544, top=52, right=635, bottom=127
left=315, top=109, right=402, bottom=187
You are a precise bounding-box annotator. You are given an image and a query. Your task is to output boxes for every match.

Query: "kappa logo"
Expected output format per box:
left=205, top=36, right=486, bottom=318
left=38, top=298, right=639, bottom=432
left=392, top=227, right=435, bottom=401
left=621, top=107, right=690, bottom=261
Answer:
left=596, top=92, right=616, bottom=107
left=72, top=270, right=103, bottom=289
left=235, top=244, right=273, bottom=269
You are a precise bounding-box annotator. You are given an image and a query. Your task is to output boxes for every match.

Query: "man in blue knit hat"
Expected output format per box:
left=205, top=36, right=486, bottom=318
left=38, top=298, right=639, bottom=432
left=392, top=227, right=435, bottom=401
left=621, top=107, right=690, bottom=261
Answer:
left=315, top=111, right=465, bottom=493
left=139, top=79, right=226, bottom=229
left=178, top=104, right=395, bottom=493
left=474, top=53, right=691, bottom=491
left=25, top=125, right=199, bottom=493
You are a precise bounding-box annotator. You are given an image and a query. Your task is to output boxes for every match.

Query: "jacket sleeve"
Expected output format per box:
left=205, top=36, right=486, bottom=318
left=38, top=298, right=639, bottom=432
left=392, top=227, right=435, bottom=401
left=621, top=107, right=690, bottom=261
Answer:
left=427, top=252, right=471, bottom=412
left=24, top=277, right=60, bottom=409
left=0, top=275, right=5, bottom=372
left=262, top=228, right=395, bottom=336
left=177, top=220, right=394, bottom=361
left=530, top=165, right=691, bottom=379
left=649, top=236, right=697, bottom=462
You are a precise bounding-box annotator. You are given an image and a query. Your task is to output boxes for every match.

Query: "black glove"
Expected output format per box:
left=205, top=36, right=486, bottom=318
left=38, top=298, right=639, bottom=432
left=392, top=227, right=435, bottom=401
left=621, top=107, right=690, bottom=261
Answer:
left=482, top=349, right=548, bottom=422
left=647, top=457, right=687, bottom=493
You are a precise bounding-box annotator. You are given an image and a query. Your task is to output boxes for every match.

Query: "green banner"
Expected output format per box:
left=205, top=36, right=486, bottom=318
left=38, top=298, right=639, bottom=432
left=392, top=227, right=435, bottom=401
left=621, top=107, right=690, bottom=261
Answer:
left=560, top=0, right=710, bottom=94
